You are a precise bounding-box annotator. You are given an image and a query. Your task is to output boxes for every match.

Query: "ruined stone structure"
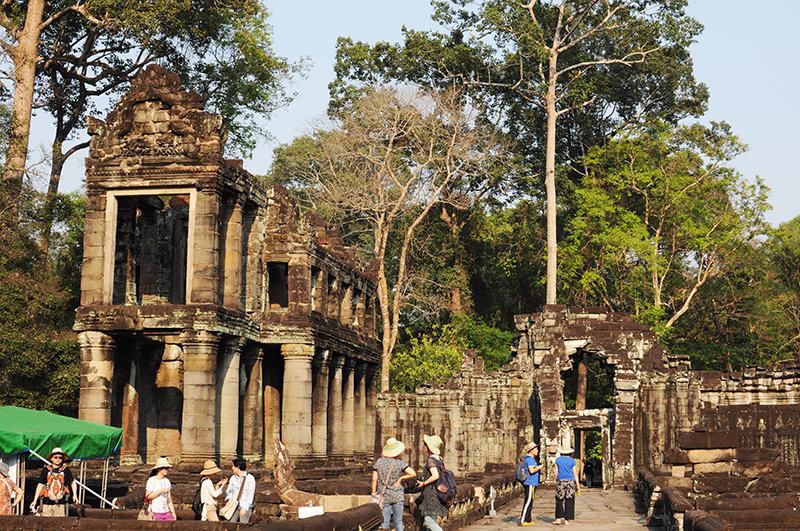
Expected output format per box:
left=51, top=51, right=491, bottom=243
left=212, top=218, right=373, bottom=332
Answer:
left=377, top=351, right=534, bottom=478
left=513, top=305, right=800, bottom=495
left=74, top=65, right=381, bottom=468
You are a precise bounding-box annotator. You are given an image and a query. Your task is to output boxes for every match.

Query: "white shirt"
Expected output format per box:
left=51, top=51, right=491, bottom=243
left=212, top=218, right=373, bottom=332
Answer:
left=145, top=476, right=171, bottom=513
left=200, top=477, right=224, bottom=519
left=225, top=473, right=255, bottom=510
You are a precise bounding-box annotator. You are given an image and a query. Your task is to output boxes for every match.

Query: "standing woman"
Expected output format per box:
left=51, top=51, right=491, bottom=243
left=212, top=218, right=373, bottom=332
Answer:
left=415, top=434, right=448, bottom=531
left=199, top=460, right=227, bottom=521
left=146, top=457, right=177, bottom=521
left=553, top=447, right=580, bottom=526
left=372, top=438, right=416, bottom=531
left=0, top=463, right=24, bottom=515
left=520, top=442, right=544, bottom=526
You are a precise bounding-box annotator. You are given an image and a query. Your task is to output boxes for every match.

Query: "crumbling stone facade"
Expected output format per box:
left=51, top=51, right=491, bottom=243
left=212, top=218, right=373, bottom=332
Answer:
left=513, top=304, right=800, bottom=497
left=74, top=65, right=381, bottom=469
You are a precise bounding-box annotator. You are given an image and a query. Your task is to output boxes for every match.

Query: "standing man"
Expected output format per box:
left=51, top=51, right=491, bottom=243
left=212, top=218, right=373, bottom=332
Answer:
left=30, top=448, right=78, bottom=516
left=415, top=434, right=448, bottom=531
left=520, top=442, right=544, bottom=526
left=225, top=458, right=256, bottom=523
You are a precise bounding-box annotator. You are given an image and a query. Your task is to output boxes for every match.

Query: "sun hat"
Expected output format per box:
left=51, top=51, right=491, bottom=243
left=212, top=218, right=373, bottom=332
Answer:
left=382, top=438, right=405, bottom=458
left=0, top=463, right=9, bottom=477
left=524, top=441, right=539, bottom=453
left=152, top=457, right=174, bottom=470
left=47, top=448, right=68, bottom=461
left=200, top=460, right=222, bottom=476
left=423, top=434, right=443, bottom=455
left=559, top=446, right=575, bottom=455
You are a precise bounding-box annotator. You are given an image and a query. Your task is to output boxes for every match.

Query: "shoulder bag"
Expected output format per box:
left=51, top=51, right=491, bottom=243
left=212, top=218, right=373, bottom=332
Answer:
left=371, top=459, right=396, bottom=506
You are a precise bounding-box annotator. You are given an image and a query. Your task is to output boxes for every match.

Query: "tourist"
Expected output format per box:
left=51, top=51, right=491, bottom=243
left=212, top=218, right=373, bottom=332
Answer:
left=0, top=462, right=24, bottom=515
left=145, top=457, right=177, bottom=521
left=415, top=434, right=448, bottom=531
left=520, top=442, right=544, bottom=526
left=373, top=438, right=417, bottom=531
left=30, top=448, right=78, bottom=516
left=225, top=458, right=256, bottom=523
left=199, top=459, right=227, bottom=521
left=553, top=446, right=580, bottom=526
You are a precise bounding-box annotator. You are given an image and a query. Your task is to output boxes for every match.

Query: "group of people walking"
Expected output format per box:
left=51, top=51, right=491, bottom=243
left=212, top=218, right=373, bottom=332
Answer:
left=520, top=443, right=582, bottom=526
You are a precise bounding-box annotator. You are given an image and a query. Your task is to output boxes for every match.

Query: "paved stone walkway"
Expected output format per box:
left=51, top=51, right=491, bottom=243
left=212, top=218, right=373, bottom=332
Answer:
left=466, top=488, right=659, bottom=531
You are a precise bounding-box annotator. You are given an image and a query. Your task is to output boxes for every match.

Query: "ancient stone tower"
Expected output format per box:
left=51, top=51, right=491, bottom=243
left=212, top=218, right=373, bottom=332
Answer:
left=74, top=65, right=381, bottom=469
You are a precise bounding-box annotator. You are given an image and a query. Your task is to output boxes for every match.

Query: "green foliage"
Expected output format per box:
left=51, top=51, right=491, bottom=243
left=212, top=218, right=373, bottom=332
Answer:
left=390, top=314, right=514, bottom=391
left=0, top=187, right=81, bottom=415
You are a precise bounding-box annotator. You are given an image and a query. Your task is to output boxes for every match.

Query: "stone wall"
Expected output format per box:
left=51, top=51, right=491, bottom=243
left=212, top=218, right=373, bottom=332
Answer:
left=377, top=351, right=534, bottom=478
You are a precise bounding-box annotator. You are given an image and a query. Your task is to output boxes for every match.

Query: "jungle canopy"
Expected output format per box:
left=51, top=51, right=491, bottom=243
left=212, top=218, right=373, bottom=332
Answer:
left=0, top=406, right=123, bottom=460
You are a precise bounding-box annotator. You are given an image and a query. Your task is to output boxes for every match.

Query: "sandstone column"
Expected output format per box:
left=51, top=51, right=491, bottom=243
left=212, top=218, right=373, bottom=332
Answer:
left=78, top=331, right=115, bottom=426
left=327, top=355, right=344, bottom=459
left=222, top=196, right=244, bottom=311
left=181, top=330, right=219, bottom=464
left=312, top=350, right=331, bottom=459
left=120, top=355, right=141, bottom=465
left=354, top=361, right=367, bottom=461
left=281, top=344, right=314, bottom=458
left=242, top=346, right=264, bottom=461
left=342, top=358, right=355, bottom=459
left=217, top=337, right=243, bottom=462
left=365, top=365, right=379, bottom=458
left=156, top=343, right=184, bottom=459
left=263, top=351, right=282, bottom=467
left=190, top=189, right=221, bottom=304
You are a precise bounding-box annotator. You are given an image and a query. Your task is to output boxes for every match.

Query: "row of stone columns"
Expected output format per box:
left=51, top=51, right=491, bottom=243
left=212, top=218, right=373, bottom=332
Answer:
left=78, top=330, right=378, bottom=466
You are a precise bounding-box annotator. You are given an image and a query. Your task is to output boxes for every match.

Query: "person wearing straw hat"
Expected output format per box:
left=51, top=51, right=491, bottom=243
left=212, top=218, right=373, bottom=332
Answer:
left=199, top=460, right=228, bottom=521
left=520, top=442, right=544, bottom=526
left=0, top=462, right=24, bottom=515
left=553, top=446, right=580, bottom=526
left=146, top=457, right=177, bottom=521
left=372, top=438, right=416, bottom=531
left=416, top=434, right=448, bottom=531
left=30, top=447, right=78, bottom=516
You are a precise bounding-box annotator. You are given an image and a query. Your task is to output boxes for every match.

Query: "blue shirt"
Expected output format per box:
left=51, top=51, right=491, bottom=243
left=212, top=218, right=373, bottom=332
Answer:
left=523, top=455, right=539, bottom=486
left=555, top=456, right=576, bottom=481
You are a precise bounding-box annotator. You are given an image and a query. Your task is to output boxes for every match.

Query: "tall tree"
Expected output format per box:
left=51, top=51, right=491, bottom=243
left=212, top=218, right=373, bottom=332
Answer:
left=270, top=85, right=510, bottom=390
left=331, top=0, right=707, bottom=305
left=560, top=121, right=770, bottom=331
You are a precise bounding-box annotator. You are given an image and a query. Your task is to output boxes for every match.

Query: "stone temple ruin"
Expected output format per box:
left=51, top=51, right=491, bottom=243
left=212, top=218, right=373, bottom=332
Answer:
left=71, top=66, right=800, bottom=529
left=74, top=65, right=381, bottom=469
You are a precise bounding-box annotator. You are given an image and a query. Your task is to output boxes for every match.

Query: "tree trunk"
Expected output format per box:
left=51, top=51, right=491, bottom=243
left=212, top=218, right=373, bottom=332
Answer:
left=544, top=53, right=559, bottom=306
left=4, top=0, right=46, bottom=210
left=40, top=143, right=66, bottom=258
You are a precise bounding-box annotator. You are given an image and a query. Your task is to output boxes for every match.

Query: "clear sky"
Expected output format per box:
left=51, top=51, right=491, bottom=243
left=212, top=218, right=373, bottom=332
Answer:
left=56, top=1, right=797, bottom=227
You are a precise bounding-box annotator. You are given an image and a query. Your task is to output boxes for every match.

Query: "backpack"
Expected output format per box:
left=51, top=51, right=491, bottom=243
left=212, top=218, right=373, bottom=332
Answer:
left=515, top=457, right=530, bottom=484
left=191, top=479, right=205, bottom=519
left=434, top=458, right=457, bottom=506
left=43, top=465, right=67, bottom=502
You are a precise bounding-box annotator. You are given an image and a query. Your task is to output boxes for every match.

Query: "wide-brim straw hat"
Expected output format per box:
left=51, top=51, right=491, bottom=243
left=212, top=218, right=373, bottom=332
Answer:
left=152, top=457, right=174, bottom=470
left=47, top=447, right=68, bottom=461
left=382, top=438, right=405, bottom=457
left=524, top=441, right=539, bottom=453
left=559, top=446, right=575, bottom=455
left=423, top=434, right=443, bottom=455
left=200, top=460, right=222, bottom=476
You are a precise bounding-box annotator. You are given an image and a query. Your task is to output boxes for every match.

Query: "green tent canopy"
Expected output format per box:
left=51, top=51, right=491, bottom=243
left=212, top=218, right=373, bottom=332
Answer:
left=0, top=406, right=123, bottom=460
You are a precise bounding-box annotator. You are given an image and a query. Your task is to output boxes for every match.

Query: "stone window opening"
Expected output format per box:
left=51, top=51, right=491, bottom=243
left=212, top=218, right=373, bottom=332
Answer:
left=112, top=195, right=189, bottom=305
left=267, top=262, right=289, bottom=309
left=561, top=351, right=614, bottom=411
left=340, top=283, right=353, bottom=324
left=351, top=290, right=362, bottom=327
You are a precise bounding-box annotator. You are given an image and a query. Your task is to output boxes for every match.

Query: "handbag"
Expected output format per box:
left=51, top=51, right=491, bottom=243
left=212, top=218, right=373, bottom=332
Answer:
left=220, top=473, right=247, bottom=520
left=137, top=500, right=153, bottom=521
left=371, top=459, right=396, bottom=506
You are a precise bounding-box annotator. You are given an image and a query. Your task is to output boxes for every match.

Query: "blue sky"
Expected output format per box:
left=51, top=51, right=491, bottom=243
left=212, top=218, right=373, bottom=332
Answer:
left=261, top=0, right=799, bottom=227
